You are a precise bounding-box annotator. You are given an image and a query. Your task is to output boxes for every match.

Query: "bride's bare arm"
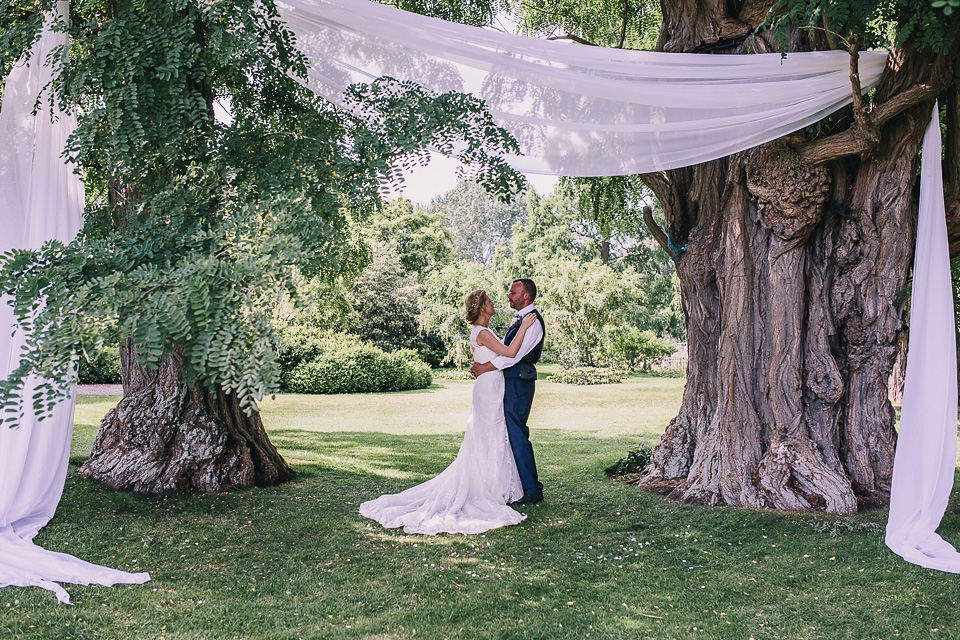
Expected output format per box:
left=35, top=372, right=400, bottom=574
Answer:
left=475, top=314, right=537, bottom=358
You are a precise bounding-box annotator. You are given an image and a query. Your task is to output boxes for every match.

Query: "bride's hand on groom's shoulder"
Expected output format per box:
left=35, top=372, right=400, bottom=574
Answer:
left=520, top=313, right=537, bottom=328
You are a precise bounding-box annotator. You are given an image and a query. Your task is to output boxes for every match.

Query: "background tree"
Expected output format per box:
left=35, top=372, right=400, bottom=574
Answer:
left=535, top=259, right=645, bottom=367
left=418, top=260, right=512, bottom=366
left=431, top=179, right=527, bottom=265
left=514, top=0, right=960, bottom=512
left=346, top=241, right=421, bottom=353
left=369, top=198, right=454, bottom=278
left=566, top=176, right=646, bottom=265
left=0, top=0, right=524, bottom=494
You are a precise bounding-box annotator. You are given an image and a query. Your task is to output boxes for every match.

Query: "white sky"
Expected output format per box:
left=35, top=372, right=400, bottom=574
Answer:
left=389, top=152, right=559, bottom=205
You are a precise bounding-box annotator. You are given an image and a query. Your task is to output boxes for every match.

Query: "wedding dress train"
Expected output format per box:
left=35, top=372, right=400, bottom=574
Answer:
left=359, top=325, right=525, bottom=534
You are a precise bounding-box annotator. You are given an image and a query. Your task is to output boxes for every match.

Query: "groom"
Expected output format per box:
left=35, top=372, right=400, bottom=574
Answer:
left=470, top=278, right=545, bottom=506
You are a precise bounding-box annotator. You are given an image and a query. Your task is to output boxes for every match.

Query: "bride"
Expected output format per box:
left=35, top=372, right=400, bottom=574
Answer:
left=359, top=289, right=538, bottom=534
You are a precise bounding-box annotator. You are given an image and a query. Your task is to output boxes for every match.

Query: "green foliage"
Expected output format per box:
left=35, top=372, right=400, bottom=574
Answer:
left=566, top=176, right=647, bottom=261
left=77, top=344, right=121, bottom=384
left=383, top=0, right=511, bottom=26
left=417, top=260, right=512, bottom=366
left=276, top=326, right=357, bottom=381
left=536, top=258, right=644, bottom=366
left=284, top=342, right=431, bottom=394
left=606, top=328, right=676, bottom=372
left=505, top=182, right=684, bottom=344
left=370, top=199, right=453, bottom=278
left=507, top=184, right=587, bottom=275
left=0, top=0, right=525, bottom=423
left=511, top=0, right=661, bottom=50
left=766, top=0, right=958, bottom=53
left=347, top=242, right=421, bottom=353
left=604, top=443, right=653, bottom=476
left=272, top=271, right=354, bottom=332
left=430, top=180, right=527, bottom=265
left=549, top=366, right=623, bottom=385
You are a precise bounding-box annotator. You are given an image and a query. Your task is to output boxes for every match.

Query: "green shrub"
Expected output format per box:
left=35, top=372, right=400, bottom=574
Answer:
left=78, top=345, right=122, bottom=384
left=605, top=444, right=653, bottom=477
left=607, top=328, right=676, bottom=372
left=276, top=326, right=363, bottom=381
left=549, top=366, right=622, bottom=385
left=284, top=343, right=432, bottom=394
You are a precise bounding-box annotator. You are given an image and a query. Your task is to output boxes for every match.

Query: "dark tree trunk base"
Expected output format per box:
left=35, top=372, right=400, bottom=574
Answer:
left=79, top=341, right=293, bottom=495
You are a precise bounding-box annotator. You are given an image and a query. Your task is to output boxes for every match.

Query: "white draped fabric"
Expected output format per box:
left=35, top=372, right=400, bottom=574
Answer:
left=885, top=104, right=960, bottom=572
left=276, top=0, right=960, bottom=571
left=278, top=0, right=888, bottom=176
left=0, top=2, right=149, bottom=603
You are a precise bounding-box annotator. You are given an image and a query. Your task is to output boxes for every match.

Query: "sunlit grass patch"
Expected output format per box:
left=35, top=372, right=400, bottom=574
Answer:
left=6, top=376, right=960, bottom=639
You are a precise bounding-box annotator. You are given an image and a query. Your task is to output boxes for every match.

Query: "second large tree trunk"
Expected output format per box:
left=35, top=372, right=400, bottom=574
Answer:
left=636, top=4, right=954, bottom=513
left=79, top=340, right=293, bottom=494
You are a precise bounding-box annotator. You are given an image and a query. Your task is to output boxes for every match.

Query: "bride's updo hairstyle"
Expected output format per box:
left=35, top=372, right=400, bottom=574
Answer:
left=464, top=289, right=489, bottom=325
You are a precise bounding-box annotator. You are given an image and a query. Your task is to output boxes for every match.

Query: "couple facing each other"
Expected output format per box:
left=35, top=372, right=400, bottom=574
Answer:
left=359, top=278, right=546, bottom=535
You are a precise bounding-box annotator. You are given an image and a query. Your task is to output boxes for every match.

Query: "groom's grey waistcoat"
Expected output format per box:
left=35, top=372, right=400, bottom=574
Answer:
left=502, top=310, right=545, bottom=380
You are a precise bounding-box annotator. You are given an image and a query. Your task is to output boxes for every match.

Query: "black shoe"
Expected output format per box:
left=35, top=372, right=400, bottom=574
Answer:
left=510, top=493, right=543, bottom=507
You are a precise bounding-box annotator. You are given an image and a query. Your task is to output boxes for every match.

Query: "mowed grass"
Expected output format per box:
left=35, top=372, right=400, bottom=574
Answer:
left=3, top=372, right=960, bottom=639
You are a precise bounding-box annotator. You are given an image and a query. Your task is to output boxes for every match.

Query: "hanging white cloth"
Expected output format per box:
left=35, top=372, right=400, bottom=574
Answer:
left=277, top=0, right=888, bottom=176
left=0, top=2, right=149, bottom=603
left=275, top=0, right=959, bottom=571
left=885, top=104, right=960, bottom=571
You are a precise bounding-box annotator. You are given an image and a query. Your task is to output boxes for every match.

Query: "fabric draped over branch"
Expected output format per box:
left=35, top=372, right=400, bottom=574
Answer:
left=277, top=0, right=888, bottom=176
left=0, top=2, right=150, bottom=603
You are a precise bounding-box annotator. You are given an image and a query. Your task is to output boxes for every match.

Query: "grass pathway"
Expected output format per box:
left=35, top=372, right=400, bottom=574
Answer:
left=3, top=373, right=959, bottom=639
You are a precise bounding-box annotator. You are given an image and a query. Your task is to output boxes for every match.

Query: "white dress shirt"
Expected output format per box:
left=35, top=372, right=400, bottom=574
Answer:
left=491, top=303, right=543, bottom=370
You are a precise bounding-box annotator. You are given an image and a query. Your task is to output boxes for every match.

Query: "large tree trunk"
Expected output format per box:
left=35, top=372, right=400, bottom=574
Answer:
left=77, top=8, right=292, bottom=495
left=79, top=340, right=293, bottom=494
left=635, top=3, right=958, bottom=513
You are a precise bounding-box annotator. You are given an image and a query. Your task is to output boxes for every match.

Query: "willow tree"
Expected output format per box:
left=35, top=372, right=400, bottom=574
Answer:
left=514, top=0, right=960, bottom=512
left=0, top=0, right=523, bottom=494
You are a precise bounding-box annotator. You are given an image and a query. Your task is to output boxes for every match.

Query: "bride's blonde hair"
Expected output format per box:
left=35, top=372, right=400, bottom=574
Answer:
left=464, top=289, right=489, bottom=325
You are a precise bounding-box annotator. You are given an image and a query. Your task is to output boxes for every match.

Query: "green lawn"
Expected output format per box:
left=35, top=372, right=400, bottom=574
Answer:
left=3, top=374, right=960, bottom=639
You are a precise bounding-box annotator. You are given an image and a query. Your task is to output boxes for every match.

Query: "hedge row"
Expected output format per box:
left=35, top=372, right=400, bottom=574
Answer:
left=284, top=344, right=431, bottom=394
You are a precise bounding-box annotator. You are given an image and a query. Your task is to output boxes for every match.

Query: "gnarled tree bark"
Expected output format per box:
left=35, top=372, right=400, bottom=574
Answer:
left=635, top=1, right=959, bottom=513
left=79, top=340, right=293, bottom=494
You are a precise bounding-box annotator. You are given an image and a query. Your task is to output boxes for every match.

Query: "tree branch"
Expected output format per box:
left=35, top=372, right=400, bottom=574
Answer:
left=618, top=0, right=629, bottom=49
left=847, top=35, right=880, bottom=149
left=546, top=33, right=601, bottom=47
left=801, top=26, right=960, bottom=166
left=801, top=82, right=943, bottom=165
left=820, top=2, right=840, bottom=51
left=638, top=171, right=672, bottom=212
left=642, top=205, right=671, bottom=255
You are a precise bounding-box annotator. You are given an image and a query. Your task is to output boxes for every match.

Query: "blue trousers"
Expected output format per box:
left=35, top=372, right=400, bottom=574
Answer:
left=503, top=377, right=542, bottom=496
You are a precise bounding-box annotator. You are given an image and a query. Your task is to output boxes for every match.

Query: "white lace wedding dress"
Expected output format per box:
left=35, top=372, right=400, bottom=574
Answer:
left=359, top=325, right=525, bottom=534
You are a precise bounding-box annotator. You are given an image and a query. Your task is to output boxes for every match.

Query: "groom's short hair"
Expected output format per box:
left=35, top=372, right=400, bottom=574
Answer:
left=513, top=278, right=537, bottom=303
